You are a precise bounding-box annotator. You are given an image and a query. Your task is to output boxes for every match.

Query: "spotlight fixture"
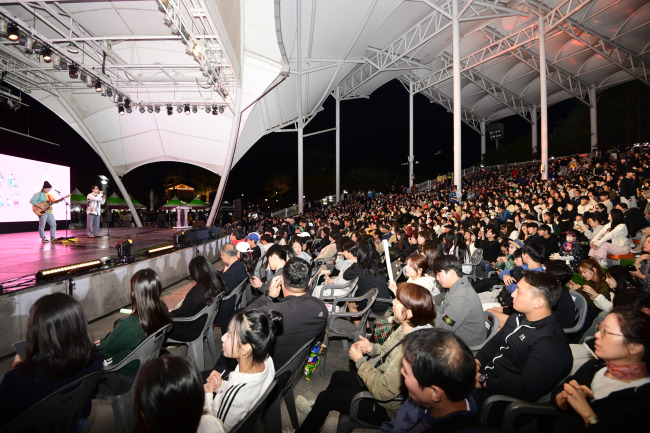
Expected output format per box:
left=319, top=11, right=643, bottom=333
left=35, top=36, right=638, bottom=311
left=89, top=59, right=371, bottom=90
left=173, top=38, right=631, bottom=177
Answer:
left=139, top=106, right=145, bottom=113
left=212, top=106, right=218, bottom=115
left=146, top=244, right=175, bottom=255
left=117, top=94, right=124, bottom=103
left=106, top=88, right=113, bottom=98
left=176, top=105, right=182, bottom=113
left=154, top=105, right=160, bottom=113
left=173, top=230, right=186, bottom=247
left=24, top=36, right=34, bottom=54
left=0, top=19, right=7, bottom=38
left=41, top=46, right=52, bottom=63
left=94, top=79, right=102, bottom=92
left=205, top=106, right=211, bottom=113
left=167, top=104, right=173, bottom=115
left=184, top=104, right=190, bottom=115
left=101, top=85, right=107, bottom=97
left=124, top=98, right=131, bottom=108
left=68, top=64, right=78, bottom=79
left=126, top=106, right=133, bottom=114
left=115, top=238, right=134, bottom=263
left=35, top=259, right=103, bottom=281
left=66, top=43, right=79, bottom=54
left=52, top=53, right=61, bottom=69
left=118, top=105, right=125, bottom=115
left=192, top=105, right=197, bottom=113
left=6, top=23, right=19, bottom=41
left=147, top=106, right=153, bottom=113
left=219, top=105, right=224, bottom=114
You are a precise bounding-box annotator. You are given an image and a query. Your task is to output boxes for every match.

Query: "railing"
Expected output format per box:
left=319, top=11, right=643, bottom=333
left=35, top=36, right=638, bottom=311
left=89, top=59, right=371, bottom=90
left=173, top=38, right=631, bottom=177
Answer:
left=461, top=159, right=540, bottom=176
left=270, top=205, right=299, bottom=218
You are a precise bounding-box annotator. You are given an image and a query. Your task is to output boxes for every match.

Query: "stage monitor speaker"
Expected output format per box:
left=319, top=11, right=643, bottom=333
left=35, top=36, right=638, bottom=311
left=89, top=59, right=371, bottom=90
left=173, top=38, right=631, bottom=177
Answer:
left=188, top=227, right=209, bottom=244
left=208, top=226, right=221, bottom=239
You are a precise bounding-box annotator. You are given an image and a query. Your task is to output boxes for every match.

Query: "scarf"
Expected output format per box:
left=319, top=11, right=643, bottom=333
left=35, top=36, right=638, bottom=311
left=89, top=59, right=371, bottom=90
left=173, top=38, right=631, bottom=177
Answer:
left=605, top=361, right=649, bottom=381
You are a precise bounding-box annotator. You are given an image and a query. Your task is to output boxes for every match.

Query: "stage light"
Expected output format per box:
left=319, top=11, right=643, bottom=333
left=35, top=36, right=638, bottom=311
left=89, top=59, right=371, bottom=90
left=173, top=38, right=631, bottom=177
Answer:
left=139, top=106, right=145, bottom=113
left=66, top=43, right=79, bottom=54
left=52, top=53, right=61, bottom=69
left=126, top=106, right=132, bottom=114
left=94, top=79, right=102, bottom=92
left=117, top=94, right=124, bottom=103
left=0, top=19, right=7, bottom=38
left=219, top=105, right=224, bottom=114
left=6, top=23, right=19, bottom=41
left=167, top=104, right=173, bottom=115
left=146, top=244, right=175, bottom=255
left=176, top=105, right=182, bottom=113
left=124, top=98, right=132, bottom=108
left=41, top=46, right=52, bottom=63
left=106, top=88, right=113, bottom=98
left=212, top=106, right=218, bottom=115
left=118, top=105, right=125, bottom=115
left=184, top=104, right=190, bottom=115
left=147, top=106, right=153, bottom=113
left=173, top=230, right=186, bottom=247
left=24, top=36, right=34, bottom=54
left=68, top=64, right=78, bottom=79
left=205, top=106, right=210, bottom=113
left=115, top=238, right=134, bottom=262
left=36, top=259, right=103, bottom=280
left=154, top=105, right=160, bottom=113
left=192, top=105, right=197, bottom=113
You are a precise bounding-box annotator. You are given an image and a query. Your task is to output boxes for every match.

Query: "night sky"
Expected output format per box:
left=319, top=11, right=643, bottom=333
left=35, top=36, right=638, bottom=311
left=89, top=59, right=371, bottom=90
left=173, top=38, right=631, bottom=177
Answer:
left=0, top=78, right=575, bottom=212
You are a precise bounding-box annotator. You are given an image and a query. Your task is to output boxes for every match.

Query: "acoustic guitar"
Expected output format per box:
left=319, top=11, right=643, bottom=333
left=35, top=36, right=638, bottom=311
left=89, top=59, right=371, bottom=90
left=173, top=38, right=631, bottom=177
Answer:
left=32, top=194, right=70, bottom=216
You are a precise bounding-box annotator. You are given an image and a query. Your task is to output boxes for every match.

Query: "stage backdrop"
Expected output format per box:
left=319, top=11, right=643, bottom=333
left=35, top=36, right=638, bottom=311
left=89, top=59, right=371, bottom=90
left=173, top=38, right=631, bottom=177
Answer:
left=0, top=153, right=71, bottom=223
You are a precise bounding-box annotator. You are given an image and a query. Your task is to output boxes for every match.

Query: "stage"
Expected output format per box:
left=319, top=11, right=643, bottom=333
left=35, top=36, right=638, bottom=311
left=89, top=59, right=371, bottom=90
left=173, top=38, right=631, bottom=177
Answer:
left=0, top=227, right=183, bottom=293
left=0, top=227, right=228, bottom=358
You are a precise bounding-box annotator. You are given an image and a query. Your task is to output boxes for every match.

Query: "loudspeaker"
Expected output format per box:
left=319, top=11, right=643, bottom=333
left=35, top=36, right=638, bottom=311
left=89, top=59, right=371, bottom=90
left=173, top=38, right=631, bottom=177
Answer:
left=208, top=226, right=221, bottom=239
left=188, top=227, right=209, bottom=244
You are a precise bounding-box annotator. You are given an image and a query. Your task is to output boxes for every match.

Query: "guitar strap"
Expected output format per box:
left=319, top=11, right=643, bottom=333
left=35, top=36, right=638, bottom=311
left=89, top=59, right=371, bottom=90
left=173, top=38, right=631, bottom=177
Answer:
left=46, top=193, right=55, bottom=214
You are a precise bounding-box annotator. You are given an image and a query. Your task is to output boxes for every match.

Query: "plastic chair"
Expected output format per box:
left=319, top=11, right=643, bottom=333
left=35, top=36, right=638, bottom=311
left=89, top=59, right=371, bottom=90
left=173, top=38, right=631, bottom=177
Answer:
left=336, top=390, right=406, bottom=433
left=237, top=282, right=253, bottom=309
left=2, top=370, right=105, bottom=433
left=166, top=293, right=223, bottom=370
left=480, top=391, right=562, bottom=433
left=96, top=323, right=172, bottom=433
left=221, top=278, right=247, bottom=312
left=563, top=293, right=588, bottom=334
left=319, top=288, right=379, bottom=376
left=465, top=248, right=484, bottom=282
left=230, top=378, right=279, bottom=433
left=317, top=277, right=359, bottom=301
left=469, top=310, right=499, bottom=353
left=261, top=338, right=318, bottom=433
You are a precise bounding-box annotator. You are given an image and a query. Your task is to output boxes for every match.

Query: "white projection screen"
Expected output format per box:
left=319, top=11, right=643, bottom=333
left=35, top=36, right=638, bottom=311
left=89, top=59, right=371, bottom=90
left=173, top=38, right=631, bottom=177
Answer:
left=0, top=153, right=71, bottom=223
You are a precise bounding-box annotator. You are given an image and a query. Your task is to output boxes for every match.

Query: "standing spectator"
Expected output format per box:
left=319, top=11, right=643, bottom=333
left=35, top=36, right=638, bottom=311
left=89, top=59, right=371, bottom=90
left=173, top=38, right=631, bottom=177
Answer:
left=86, top=185, right=105, bottom=238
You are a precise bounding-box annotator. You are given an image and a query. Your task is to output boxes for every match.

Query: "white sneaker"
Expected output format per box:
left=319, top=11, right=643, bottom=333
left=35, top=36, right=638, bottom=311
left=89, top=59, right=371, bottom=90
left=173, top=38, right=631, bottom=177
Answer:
left=295, top=395, right=315, bottom=416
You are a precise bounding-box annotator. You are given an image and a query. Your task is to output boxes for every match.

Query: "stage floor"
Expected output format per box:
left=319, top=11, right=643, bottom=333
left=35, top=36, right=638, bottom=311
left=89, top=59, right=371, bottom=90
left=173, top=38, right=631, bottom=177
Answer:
left=0, top=227, right=180, bottom=293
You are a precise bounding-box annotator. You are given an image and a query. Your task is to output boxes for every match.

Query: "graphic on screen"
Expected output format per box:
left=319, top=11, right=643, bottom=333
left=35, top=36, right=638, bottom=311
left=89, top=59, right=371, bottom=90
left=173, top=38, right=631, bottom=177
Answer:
left=0, top=154, right=71, bottom=223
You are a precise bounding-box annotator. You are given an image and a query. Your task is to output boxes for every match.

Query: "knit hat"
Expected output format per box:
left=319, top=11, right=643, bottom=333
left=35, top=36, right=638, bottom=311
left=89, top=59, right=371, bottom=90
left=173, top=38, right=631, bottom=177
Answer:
left=43, top=181, right=52, bottom=189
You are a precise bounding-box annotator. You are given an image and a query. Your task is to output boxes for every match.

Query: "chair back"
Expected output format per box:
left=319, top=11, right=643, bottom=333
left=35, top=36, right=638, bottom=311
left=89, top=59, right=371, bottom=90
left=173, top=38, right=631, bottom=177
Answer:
left=329, top=288, right=379, bottom=341
left=320, top=277, right=358, bottom=300
left=230, top=378, right=279, bottom=433
left=104, top=323, right=172, bottom=376
left=274, top=338, right=315, bottom=393
left=563, top=293, right=588, bottom=334
left=222, top=278, right=247, bottom=305
left=469, top=248, right=483, bottom=265
left=469, top=310, right=499, bottom=353
left=236, top=283, right=252, bottom=310
left=170, top=293, right=223, bottom=334
left=2, top=371, right=105, bottom=433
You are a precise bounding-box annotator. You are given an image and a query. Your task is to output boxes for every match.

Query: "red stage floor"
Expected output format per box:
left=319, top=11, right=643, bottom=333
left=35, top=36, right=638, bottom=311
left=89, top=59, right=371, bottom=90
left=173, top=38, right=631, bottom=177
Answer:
left=0, top=227, right=179, bottom=293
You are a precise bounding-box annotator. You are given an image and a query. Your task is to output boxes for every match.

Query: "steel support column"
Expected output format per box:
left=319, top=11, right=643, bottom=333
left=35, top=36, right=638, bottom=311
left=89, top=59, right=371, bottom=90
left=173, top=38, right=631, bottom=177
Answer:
left=409, top=84, right=414, bottom=188
left=452, top=0, right=462, bottom=195
left=480, top=119, right=486, bottom=160
left=335, top=91, right=341, bottom=202
left=588, top=85, right=598, bottom=153
left=297, top=0, right=304, bottom=214
left=532, top=105, right=538, bottom=155
left=208, top=87, right=242, bottom=227
left=539, top=15, right=549, bottom=180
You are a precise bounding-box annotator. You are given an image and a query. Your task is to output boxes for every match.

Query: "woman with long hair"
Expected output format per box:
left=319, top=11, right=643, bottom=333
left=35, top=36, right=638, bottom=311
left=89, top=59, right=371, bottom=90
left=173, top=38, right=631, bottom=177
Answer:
left=343, top=241, right=393, bottom=315
left=167, top=256, right=227, bottom=342
left=294, top=283, right=436, bottom=432
left=0, top=293, right=103, bottom=428
left=552, top=307, right=650, bottom=431
left=136, top=356, right=222, bottom=433
left=204, top=309, right=282, bottom=431
left=97, top=268, right=172, bottom=394
left=588, top=209, right=630, bottom=267
left=568, top=258, right=612, bottom=329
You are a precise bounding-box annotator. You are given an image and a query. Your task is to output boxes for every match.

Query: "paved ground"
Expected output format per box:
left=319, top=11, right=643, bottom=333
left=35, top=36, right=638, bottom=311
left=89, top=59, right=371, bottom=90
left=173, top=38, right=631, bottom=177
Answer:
left=0, top=259, right=376, bottom=433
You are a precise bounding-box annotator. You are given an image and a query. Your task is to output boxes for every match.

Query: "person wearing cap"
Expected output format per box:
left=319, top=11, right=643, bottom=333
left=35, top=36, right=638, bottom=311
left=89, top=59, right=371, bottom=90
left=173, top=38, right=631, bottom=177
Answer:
left=245, top=232, right=261, bottom=261
left=29, top=181, right=57, bottom=242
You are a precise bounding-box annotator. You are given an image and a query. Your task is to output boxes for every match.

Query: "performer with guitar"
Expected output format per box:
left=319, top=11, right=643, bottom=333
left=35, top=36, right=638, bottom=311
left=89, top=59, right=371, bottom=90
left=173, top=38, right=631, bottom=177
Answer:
left=86, top=185, right=105, bottom=238
left=29, top=181, right=64, bottom=242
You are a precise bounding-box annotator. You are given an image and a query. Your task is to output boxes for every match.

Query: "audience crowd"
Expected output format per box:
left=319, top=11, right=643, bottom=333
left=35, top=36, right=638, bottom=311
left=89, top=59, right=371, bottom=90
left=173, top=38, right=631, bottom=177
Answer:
left=2, top=146, right=650, bottom=432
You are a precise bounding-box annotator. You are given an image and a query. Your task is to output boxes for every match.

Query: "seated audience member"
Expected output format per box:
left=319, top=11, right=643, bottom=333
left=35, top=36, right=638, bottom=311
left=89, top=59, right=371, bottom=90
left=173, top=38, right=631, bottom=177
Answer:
left=552, top=308, right=650, bottom=431
left=588, top=209, right=630, bottom=267
left=135, top=355, right=223, bottom=433
left=250, top=244, right=292, bottom=295
left=568, top=258, right=612, bottom=328
left=294, top=282, right=436, bottom=432
left=550, top=230, right=584, bottom=272
left=0, top=293, right=103, bottom=429
left=430, top=255, right=485, bottom=347
left=291, top=236, right=313, bottom=264
left=630, top=234, right=650, bottom=292
left=168, top=255, right=227, bottom=342
left=204, top=309, right=281, bottom=431
left=498, top=241, right=545, bottom=298
left=377, top=328, right=482, bottom=433
left=97, top=268, right=172, bottom=394
left=245, top=232, right=262, bottom=261
left=389, top=253, right=438, bottom=295
left=312, top=238, right=356, bottom=299
left=215, top=244, right=249, bottom=326
left=342, top=241, right=393, bottom=315
left=474, top=272, right=572, bottom=411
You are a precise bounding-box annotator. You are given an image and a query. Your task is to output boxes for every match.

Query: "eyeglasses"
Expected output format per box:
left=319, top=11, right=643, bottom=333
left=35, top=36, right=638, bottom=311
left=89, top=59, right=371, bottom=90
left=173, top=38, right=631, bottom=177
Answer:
left=596, top=323, right=625, bottom=338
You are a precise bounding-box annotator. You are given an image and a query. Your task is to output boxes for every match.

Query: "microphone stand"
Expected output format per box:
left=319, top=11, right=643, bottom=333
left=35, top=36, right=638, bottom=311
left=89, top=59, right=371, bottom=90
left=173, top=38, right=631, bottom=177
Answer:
left=56, top=191, right=74, bottom=241
left=104, top=185, right=111, bottom=239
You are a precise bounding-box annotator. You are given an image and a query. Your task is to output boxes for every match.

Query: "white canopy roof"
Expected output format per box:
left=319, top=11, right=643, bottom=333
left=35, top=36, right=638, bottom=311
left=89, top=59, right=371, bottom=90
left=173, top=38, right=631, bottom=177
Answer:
left=1, top=0, right=648, bottom=177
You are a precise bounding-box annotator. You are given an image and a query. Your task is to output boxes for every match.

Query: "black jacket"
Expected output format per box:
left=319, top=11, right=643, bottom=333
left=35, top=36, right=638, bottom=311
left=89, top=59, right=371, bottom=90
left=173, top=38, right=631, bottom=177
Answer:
left=476, top=313, right=573, bottom=401
left=552, top=359, right=650, bottom=432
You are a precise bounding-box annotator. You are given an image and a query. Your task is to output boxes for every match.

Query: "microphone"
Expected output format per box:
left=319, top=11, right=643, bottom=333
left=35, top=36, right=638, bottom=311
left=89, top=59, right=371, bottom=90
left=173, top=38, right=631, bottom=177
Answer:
left=55, top=189, right=62, bottom=194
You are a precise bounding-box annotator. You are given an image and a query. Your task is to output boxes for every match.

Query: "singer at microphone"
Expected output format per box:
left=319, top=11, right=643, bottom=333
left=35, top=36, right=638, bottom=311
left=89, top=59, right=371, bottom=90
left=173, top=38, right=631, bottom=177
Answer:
left=86, top=185, right=106, bottom=238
